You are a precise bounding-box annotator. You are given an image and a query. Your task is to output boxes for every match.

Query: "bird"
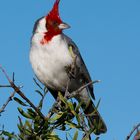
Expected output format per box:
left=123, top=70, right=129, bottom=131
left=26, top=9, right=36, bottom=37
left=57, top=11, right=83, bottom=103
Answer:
left=30, top=0, right=107, bottom=135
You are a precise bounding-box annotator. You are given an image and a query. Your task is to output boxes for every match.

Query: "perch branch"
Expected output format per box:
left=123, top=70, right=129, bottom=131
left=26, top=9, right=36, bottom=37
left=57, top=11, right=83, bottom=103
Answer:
left=65, top=80, right=101, bottom=99
left=77, top=80, right=100, bottom=93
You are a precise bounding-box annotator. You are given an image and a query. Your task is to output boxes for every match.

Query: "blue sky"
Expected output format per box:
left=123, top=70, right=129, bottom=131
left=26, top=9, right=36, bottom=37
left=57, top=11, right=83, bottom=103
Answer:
left=0, top=0, right=140, bottom=139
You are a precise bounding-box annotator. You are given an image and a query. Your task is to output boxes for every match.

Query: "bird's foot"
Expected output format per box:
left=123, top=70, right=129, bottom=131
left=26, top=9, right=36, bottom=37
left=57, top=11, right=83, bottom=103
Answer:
left=64, top=88, right=72, bottom=100
left=65, top=90, right=79, bottom=99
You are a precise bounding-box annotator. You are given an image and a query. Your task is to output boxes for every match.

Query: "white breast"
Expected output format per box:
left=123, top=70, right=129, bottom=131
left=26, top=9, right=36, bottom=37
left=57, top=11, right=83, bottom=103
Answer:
left=30, top=34, right=73, bottom=90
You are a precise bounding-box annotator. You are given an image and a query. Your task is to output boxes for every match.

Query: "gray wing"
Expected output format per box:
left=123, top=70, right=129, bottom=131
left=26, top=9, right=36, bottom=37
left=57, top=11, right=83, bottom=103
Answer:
left=64, top=35, right=95, bottom=100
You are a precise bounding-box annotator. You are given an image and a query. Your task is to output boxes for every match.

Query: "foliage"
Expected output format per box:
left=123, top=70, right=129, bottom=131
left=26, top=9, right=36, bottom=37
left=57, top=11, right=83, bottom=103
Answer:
left=0, top=76, right=100, bottom=140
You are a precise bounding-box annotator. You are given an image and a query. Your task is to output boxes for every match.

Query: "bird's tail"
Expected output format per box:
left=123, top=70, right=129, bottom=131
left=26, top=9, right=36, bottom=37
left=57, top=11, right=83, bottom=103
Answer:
left=75, top=88, right=107, bottom=135
left=83, top=100, right=107, bottom=135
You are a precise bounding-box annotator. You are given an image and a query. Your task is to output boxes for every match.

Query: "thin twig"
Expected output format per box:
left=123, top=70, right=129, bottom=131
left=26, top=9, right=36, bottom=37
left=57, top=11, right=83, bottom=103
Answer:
left=77, top=80, right=101, bottom=93
left=12, top=72, right=15, bottom=83
left=0, top=65, right=45, bottom=120
left=0, top=91, right=16, bottom=115
left=65, top=80, right=101, bottom=99
left=0, top=85, right=11, bottom=88
left=37, top=91, right=47, bottom=110
left=78, top=111, right=92, bottom=140
left=79, top=113, right=88, bottom=131
left=33, top=78, right=43, bottom=90
left=126, top=123, right=140, bottom=140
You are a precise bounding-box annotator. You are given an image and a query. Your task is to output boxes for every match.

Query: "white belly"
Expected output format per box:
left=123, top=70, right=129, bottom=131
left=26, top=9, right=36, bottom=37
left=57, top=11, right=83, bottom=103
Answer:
left=30, top=35, right=73, bottom=90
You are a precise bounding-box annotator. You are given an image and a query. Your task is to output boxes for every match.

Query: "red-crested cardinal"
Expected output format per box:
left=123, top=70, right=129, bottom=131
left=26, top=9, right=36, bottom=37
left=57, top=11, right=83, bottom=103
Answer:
left=30, top=0, right=107, bottom=135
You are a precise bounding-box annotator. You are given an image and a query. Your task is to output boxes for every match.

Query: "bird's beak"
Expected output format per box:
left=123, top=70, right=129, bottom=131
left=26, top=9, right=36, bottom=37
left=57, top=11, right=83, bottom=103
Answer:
left=58, top=22, right=70, bottom=30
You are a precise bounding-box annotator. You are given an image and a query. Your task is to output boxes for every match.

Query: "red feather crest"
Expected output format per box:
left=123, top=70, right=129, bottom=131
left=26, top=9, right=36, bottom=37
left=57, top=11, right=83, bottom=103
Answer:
left=46, top=0, right=62, bottom=23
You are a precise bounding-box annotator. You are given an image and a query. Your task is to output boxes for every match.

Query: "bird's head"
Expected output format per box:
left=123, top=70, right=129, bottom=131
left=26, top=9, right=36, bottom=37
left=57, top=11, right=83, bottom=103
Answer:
left=33, top=0, right=70, bottom=43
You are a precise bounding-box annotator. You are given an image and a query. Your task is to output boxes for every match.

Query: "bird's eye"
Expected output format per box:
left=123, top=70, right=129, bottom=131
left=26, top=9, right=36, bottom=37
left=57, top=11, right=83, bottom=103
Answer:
left=46, top=20, right=58, bottom=29
left=52, top=21, right=58, bottom=26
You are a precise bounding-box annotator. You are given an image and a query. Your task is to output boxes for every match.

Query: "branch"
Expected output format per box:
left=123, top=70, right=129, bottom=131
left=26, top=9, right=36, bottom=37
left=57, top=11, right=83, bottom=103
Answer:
left=0, top=85, right=11, bottom=88
left=0, top=91, right=16, bottom=115
left=77, top=80, right=101, bottom=94
left=126, top=123, right=140, bottom=140
left=65, top=80, right=101, bottom=99
left=0, top=65, right=45, bottom=120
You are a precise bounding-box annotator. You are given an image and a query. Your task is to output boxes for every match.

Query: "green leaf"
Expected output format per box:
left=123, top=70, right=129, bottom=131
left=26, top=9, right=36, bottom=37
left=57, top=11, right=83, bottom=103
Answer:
left=65, top=121, right=80, bottom=129
left=34, top=122, right=39, bottom=132
left=17, top=124, right=23, bottom=133
left=18, top=107, right=32, bottom=119
left=53, top=112, right=67, bottom=125
left=14, top=97, right=27, bottom=106
left=82, top=135, right=91, bottom=140
left=38, top=99, right=43, bottom=109
left=95, top=137, right=100, bottom=140
left=67, top=102, right=74, bottom=111
left=33, top=78, right=43, bottom=90
left=50, top=112, right=63, bottom=122
left=96, top=99, right=101, bottom=110
left=2, top=131, right=16, bottom=139
left=75, top=101, right=83, bottom=113
left=35, top=90, right=43, bottom=97
left=73, top=131, right=78, bottom=140
left=23, top=128, right=32, bottom=135
left=34, top=116, right=41, bottom=123
left=18, top=116, right=23, bottom=127
left=46, top=134, right=61, bottom=140
left=27, top=108, right=37, bottom=118
left=25, top=120, right=32, bottom=130
left=86, top=99, right=101, bottom=117
left=58, top=92, right=67, bottom=105
left=75, top=113, right=81, bottom=126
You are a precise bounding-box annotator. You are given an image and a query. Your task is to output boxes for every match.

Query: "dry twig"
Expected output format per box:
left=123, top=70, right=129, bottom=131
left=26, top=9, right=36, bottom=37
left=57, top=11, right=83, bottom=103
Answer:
left=0, top=85, right=11, bottom=88
left=126, top=123, right=140, bottom=140
left=0, top=65, right=45, bottom=120
left=0, top=91, right=16, bottom=115
left=65, top=80, right=101, bottom=99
